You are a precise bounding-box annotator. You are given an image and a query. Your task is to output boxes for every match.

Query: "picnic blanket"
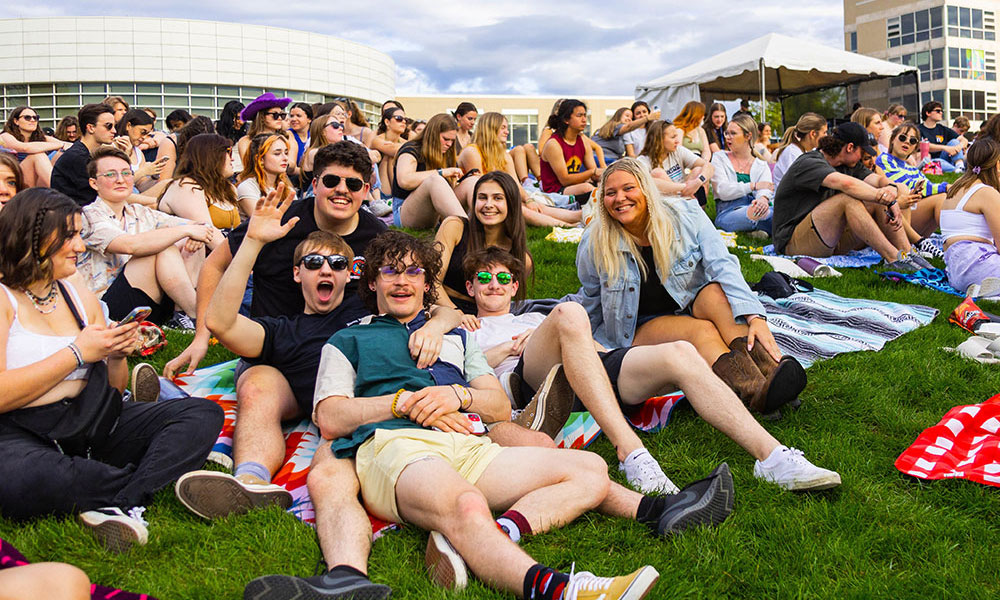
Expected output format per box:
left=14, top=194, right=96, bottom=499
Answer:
left=895, top=394, right=1000, bottom=487
left=761, top=244, right=883, bottom=268
left=174, top=361, right=603, bottom=533
left=760, top=287, right=938, bottom=368
left=877, top=267, right=965, bottom=298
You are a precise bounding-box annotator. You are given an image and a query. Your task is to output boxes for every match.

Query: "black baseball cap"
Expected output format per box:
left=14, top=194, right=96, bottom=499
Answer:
left=832, top=122, right=877, bottom=156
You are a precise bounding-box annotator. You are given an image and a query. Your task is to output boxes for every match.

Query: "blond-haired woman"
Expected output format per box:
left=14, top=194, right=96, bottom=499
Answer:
left=391, top=113, right=470, bottom=228
left=569, top=158, right=805, bottom=414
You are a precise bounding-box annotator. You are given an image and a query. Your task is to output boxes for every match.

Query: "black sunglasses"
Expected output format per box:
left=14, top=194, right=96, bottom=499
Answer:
left=19, top=114, right=39, bottom=121
left=325, top=121, right=344, bottom=130
left=390, top=115, right=406, bottom=122
left=321, top=173, right=365, bottom=192
left=897, top=134, right=919, bottom=145
left=266, top=111, right=287, bottom=119
left=299, top=253, right=349, bottom=271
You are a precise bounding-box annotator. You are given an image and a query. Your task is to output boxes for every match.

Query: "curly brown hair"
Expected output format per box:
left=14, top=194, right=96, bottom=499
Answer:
left=0, top=188, right=82, bottom=289
left=358, top=231, right=441, bottom=315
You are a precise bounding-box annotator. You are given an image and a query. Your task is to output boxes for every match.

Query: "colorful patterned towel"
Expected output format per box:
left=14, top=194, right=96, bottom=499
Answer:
left=895, top=394, right=1000, bottom=487
left=760, top=287, right=938, bottom=368
left=877, top=267, right=965, bottom=298
left=174, top=362, right=602, bottom=533
left=762, top=244, right=883, bottom=268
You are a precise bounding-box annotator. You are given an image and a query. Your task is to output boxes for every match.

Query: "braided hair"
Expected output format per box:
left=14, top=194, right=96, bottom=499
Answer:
left=0, top=188, right=82, bottom=290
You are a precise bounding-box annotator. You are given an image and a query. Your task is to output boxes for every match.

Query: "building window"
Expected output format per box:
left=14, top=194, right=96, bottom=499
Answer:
left=948, top=88, right=997, bottom=122
left=888, top=7, right=943, bottom=47
left=502, top=111, right=539, bottom=147
left=947, top=6, right=996, bottom=40
left=947, top=47, right=997, bottom=81
left=893, top=48, right=946, bottom=82
left=850, top=31, right=858, bottom=52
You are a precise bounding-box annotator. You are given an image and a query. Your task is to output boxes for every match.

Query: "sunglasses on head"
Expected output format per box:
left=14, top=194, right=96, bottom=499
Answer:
left=897, top=134, right=919, bottom=145
left=299, top=253, right=349, bottom=271
left=475, top=271, right=513, bottom=285
left=320, top=173, right=365, bottom=192
left=266, top=111, right=287, bottom=119
left=378, top=265, right=425, bottom=279
left=325, top=121, right=344, bottom=130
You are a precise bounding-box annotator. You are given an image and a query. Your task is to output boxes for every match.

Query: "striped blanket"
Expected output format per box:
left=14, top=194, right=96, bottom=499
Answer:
left=760, top=288, right=938, bottom=368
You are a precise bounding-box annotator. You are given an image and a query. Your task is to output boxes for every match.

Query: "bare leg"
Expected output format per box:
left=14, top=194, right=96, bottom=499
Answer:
left=21, top=154, right=53, bottom=187
left=179, top=241, right=205, bottom=287
left=536, top=203, right=581, bottom=224
left=634, top=313, right=730, bottom=364
left=523, top=144, right=541, bottom=178
left=689, top=283, right=749, bottom=345
left=454, top=175, right=478, bottom=212
left=617, top=343, right=780, bottom=461
left=809, top=194, right=903, bottom=260
left=154, top=246, right=198, bottom=315
left=0, top=563, right=91, bottom=600
left=867, top=203, right=912, bottom=254
left=309, top=449, right=372, bottom=574
left=399, top=174, right=467, bottom=229
left=523, top=207, right=571, bottom=228
left=899, top=210, right=923, bottom=245
left=233, top=366, right=300, bottom=478
left=910, top=193, right=945, bottom=238
left=520, top=302, right=646, bottom=461
left=561, top=182, right=595, bottom=196
left=510, top=145, right=529, bottom=183
left=395, top=458, right=536, bottom=594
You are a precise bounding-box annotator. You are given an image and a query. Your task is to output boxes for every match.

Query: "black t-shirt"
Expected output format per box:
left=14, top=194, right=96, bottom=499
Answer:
left=249, top=301, right=370, bottom=412
left=917, top=123, right=958, bottom=160
left=771, top=150, right=872, bottom=253
left=51, top=141, right=96, bottom=207
left=637, top=245, right=680, bottom=317
left=391, top=141, right=424, bottom=201
left=227, top=196, right=387, bottom=318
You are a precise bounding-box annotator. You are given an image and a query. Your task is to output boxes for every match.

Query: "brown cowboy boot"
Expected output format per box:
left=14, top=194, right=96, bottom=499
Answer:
left=734, top=337, right=807, bottom=414
left=711, top=344, right=766, bottom=409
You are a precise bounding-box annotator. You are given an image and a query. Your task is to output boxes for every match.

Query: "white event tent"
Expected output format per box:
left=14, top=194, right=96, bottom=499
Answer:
left=635, top=33, right=920, bottom=126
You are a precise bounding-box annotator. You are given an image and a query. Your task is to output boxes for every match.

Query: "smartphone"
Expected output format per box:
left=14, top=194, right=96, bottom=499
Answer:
left=159, top=377, right=190, bottom=401
left=432, top=412, right=487, bottom=435
left=117, top=306, right=151, bottom=327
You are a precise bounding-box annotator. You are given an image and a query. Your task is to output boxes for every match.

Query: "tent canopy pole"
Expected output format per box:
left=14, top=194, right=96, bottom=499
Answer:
left=759, top=58, right=766, bottom=123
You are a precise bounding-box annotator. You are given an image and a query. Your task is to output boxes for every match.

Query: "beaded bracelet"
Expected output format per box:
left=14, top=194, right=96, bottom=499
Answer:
left=391, top=388, right=406, bottom=418
left=66, top=343, right=84, bottom=368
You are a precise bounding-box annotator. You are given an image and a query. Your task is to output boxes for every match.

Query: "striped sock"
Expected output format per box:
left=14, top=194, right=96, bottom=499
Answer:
left=524, top=564, right=569, bottom=600
left=496, top=510, right=531, bottom=543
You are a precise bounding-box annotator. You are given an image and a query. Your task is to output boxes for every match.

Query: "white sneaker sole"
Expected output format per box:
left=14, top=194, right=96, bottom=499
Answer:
left=78, top=513, right=147, bottom=552
left=175, top=471, right=292, bottom=519
left=425, top=531, right=467, bottom=590
left=781, top=471, right=842, bottom=491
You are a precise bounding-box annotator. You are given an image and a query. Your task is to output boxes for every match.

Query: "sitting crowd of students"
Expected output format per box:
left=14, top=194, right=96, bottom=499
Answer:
left=0, top=90, right=997, bottom=600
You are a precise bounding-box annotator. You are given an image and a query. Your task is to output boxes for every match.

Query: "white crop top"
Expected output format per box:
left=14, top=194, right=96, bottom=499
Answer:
left=2, top=280, right=92, bottom=380
left=941, top=183, right=995, bottom=243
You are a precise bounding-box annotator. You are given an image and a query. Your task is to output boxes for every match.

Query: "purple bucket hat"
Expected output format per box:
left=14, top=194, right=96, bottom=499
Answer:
left=241, top=92, right=292, bottom=122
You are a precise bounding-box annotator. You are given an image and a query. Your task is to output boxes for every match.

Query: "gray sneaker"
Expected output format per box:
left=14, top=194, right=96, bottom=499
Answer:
left=883, top=256, right=921, bottom=273
left=244, top=570, right=391, bottom=600
left=907, top=251, right=934, bottom=270
left=368, top=197, right=392, bottom=217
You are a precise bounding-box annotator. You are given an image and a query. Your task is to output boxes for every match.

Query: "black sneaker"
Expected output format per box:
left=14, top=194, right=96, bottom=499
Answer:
left=916, top=237, right=944, bottom=260
left=244, top=571, right=391, bottom=600
left=655, top=463, right=734, bottom=536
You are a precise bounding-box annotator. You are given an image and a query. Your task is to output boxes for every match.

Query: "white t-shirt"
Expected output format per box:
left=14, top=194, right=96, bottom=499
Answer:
left=638, top=146, right=700, bottom=182
left=236, top=178, right=267, bottom=202
left=471, top=311, right=546, bottom=377
left=623, top=128, right=647, bottom=155
left=772, top=144, right=803, bottom=190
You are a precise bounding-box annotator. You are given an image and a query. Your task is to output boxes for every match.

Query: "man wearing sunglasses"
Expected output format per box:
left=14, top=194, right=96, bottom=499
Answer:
left=180, top=193, right=461, bottom=600
left=917, top=101, right=965, bottom=172
left=463, top=247, right=840, bottom=495
left=165, top=141, right=388, bottom=379
left=52, top=103, right=119, bottom=206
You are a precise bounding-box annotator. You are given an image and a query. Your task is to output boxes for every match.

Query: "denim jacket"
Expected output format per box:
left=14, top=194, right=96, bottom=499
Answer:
left=566, top=200, right=765, bottom=349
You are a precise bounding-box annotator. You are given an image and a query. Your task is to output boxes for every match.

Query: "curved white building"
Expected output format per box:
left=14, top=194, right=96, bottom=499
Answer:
left=0, top=17, right=396, bottom=129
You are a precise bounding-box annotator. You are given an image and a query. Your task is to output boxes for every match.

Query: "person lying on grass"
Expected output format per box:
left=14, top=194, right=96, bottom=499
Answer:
left=461, top=246, right=841, bottom=494
left=245, top=230, right=733, bottom=600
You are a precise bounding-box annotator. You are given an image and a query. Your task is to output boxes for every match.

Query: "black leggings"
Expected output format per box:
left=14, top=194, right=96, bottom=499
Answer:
left=0, top=397, right=223, bottom=520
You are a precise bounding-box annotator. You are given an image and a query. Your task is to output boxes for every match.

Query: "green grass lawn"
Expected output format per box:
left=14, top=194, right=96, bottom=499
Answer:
left=5, top=177, right=1000, bottom=599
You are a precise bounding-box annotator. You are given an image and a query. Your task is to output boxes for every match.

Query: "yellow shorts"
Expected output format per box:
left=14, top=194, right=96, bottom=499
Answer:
left=354, top=428, right=504, bottom=523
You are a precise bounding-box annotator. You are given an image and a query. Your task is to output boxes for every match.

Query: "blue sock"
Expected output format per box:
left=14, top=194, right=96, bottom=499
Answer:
left=233, top=461, right=270, bottom=483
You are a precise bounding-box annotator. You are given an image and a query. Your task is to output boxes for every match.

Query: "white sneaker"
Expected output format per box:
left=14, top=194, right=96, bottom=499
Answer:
left=78, top=506, right=149, bottom=552
left=564, top=565, right=660, bottom=600
left=175, top=470, right=292, bottom=519
left=619, top=448, right=679, bottom=495
left=754, top=446, right=841, bottom=491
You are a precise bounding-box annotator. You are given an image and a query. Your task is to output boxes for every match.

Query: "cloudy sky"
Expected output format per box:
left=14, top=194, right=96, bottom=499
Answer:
left=21, top=1, right=845, bottom=95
